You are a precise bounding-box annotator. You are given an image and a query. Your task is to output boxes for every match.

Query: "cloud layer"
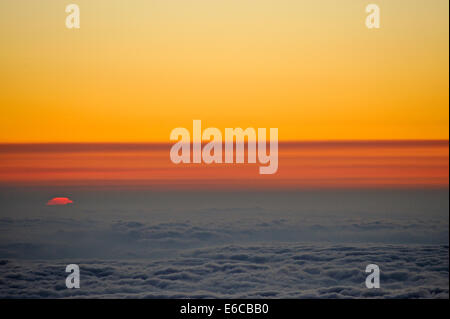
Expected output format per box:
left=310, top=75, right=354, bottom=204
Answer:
left=0, top=244, right=448, bottom=298
left=0, top=189, right=447, bottom=298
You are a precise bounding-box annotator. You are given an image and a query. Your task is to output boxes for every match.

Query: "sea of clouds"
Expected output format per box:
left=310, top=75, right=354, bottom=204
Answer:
left=1, top=244, right=448, bottom=298
left=0, top=189, right=448, bottom=298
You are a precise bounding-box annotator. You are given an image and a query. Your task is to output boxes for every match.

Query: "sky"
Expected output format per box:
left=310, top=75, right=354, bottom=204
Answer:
left=0, top=0, right=448, bottom=189
left=0, top=141, right=448, bottom=189
left=0, top=0, right=448, bottom=142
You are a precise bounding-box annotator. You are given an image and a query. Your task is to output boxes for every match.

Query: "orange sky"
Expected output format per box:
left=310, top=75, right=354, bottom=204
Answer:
left=0, top=0, right=448, bottom=142
left=0, top=1, right=448, bottom=190
left=0, top=141, right=447, bottom=189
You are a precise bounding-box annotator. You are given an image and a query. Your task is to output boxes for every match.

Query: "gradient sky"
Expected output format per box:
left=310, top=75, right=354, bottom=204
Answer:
left=0, top=141, right=447, bottom=189
left=0, top=0, right=448, bottom=142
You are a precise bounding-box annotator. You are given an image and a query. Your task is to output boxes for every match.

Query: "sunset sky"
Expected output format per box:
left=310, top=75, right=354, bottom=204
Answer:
left=0, top=0, right=448, bottom=189
left=0, top=0, right=448, bottom=142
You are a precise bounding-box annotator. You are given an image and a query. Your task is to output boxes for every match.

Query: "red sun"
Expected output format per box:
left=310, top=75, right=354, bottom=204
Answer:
left=46, top=197, right=74, bottom=206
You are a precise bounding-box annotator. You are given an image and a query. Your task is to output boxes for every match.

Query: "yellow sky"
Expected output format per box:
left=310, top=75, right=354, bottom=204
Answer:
left=0, top=0, right=448, bottom=142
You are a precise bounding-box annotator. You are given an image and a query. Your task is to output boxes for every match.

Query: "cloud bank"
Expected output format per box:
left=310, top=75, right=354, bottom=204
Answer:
left=0, top=244, right=447, bottom=298
left=0, top=189, right=447, bottom=298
